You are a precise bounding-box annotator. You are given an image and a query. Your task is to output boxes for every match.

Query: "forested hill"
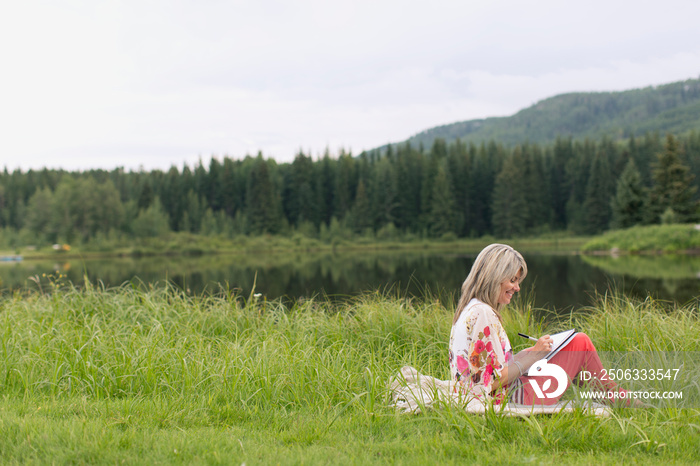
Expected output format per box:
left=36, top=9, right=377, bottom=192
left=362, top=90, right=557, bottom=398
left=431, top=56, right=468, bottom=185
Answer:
left=404, top=77, right=700, bottom=148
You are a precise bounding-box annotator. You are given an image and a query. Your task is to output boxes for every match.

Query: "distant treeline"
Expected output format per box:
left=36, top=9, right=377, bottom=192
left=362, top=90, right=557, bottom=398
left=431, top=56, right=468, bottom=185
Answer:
left=406, top=78, right=700, bottom=148
left=1, top=131, right=700, bottom=247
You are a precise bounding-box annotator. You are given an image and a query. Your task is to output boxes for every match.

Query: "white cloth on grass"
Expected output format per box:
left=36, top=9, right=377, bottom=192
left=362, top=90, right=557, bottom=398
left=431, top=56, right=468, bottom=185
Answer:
left=389, top=365, right=611, bottom=417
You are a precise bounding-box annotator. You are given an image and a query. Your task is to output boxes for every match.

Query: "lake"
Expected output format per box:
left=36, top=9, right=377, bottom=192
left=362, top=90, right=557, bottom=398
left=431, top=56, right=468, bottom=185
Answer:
left=3, top=249, right=700, bottom=313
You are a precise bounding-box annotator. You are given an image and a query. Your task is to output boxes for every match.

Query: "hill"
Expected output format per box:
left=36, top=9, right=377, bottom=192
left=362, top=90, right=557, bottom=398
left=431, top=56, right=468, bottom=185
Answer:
left=402, top=77, right=700, bottom=149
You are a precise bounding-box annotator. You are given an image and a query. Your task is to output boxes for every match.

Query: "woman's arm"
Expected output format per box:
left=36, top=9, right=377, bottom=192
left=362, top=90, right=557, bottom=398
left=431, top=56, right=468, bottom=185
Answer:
left=496, top=335, right=553, bottom=387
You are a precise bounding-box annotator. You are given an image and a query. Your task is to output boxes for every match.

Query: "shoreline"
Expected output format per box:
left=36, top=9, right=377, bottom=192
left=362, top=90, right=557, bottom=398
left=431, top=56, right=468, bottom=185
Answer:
left=5, top=234, right=590, bottom=261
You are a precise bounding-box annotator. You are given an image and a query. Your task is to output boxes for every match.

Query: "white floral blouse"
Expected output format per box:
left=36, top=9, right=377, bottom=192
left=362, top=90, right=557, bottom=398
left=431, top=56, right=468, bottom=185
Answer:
left=448, top=298, right=513, bottom=403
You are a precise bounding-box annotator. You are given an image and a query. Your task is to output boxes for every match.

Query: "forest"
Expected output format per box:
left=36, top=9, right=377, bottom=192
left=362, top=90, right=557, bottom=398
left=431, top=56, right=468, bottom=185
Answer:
left=1, top=130, right=700, bottom=248
left=406, top=78, right=700, bottom=148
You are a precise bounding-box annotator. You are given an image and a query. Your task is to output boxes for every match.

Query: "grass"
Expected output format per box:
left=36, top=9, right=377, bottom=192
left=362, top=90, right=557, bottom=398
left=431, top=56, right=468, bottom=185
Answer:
left=0, top=282, right=698, bottom=464
left=581, top=224, right=700, bottom=254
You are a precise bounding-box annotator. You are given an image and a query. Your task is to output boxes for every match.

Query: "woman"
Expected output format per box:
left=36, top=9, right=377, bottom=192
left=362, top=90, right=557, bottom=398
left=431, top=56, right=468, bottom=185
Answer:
left=449, top=243, right=627, bottom=406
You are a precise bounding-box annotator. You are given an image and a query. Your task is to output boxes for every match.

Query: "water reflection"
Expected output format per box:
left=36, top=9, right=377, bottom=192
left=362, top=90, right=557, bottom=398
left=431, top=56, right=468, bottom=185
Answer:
left=2, top=251, right=699, bottom=311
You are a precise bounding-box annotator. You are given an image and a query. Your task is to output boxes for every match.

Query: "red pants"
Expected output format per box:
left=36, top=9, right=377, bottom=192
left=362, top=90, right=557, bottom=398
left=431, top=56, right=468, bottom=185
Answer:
left=515, top=333, right=621, bottom=405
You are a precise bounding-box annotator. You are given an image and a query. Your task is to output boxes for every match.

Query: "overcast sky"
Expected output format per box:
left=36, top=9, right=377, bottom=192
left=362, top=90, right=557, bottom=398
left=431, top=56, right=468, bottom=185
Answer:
left=2, top=0, right=699, bottom=172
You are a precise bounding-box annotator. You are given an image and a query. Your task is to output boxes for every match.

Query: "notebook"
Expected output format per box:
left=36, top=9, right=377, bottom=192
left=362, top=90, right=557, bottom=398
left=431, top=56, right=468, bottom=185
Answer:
left=545, top=329, right=577, bottom=360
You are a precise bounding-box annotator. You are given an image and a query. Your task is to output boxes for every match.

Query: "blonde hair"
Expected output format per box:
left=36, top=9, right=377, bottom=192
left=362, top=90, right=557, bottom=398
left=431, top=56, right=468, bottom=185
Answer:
left=453, top=243, right=527, bottom=324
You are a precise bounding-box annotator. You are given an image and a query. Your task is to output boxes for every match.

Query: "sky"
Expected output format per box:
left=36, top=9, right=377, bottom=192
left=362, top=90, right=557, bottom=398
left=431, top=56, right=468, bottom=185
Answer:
left=2, top=0, right=700, bottom=172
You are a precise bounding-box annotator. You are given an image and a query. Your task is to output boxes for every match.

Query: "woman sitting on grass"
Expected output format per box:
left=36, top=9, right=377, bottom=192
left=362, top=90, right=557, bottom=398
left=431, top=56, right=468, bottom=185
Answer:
left=450, top=243, right=631, bottom=406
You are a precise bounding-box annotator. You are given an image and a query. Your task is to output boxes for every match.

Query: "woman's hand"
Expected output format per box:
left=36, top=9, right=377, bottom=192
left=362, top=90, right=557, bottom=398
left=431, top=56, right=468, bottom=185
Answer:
left=508, top=334, right=555, bottom=385
left=533, top=334, right=553, bottom=354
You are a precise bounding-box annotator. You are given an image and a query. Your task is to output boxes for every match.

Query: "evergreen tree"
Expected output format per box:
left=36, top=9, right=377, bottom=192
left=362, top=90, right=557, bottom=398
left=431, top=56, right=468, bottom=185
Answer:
left=419, top=139, right=447, bottom=230
left=316, top=151, right=336, bottom=226
left=394, top=143, right=422, bottom=231
left=207, top=157, right=224, bottom=212
left=334, top=151, right=356, bottom=220
left=0, top=184, right=10, bottom=228
left=565, top=140, right=594, bottom=234
left=220, top=157, right=238, bottom=217
left=468, top=142, right=501, bottom=236
left=428, top=161, right=459, bottom=237
left=521, top=145, right=551, bottom=232
left=161, top=167, right=184, bottom=231
left=684, top=130, right=700, bottom=201
left=610, top=159, right=646, bottom=229
left=647, top=134, right=698, bottom=223
left=286, top=152, right=317, bottom=226
left=635, top=132, right=662, bottom=187
left=349, top=178, right=373, bottom=233
left=446, top=140, right=469, bottom=236
left=582, top=147, right=614, bottom=234
left=182, top=190, right=205, bottom=233
left=491, top=154, right=529, bottom=238
left=246, top=155, right=281, bottom=234
left=371, top=158, right=397, bottom=228
left=137, top=178, right=154, bottom=210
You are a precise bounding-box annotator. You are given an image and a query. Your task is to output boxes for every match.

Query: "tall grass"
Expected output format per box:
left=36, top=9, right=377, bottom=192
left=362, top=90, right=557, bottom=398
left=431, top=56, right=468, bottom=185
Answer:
left=582, top=224, right=700, bottom=253
left=0, top=282, right=699, bottom=463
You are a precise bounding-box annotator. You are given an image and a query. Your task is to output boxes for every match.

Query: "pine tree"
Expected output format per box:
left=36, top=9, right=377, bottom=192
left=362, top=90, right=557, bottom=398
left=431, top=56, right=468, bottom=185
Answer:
left=446, top=140, right=469, bottom=236
left=207, top=157, right=223, bottom=211
left=636, top=132, right=663, bottom=187
left=246, top=155, right=281, bottom=234
left=182, top=190, right=205, bottom=233
left=521, top=144, right=551, bottom=232
left=371, top=158, right=397, bottom=228
left=334, top=152, right=356, bottom=220
left=491, top=154, right=529, bottom=238
left=349, top=178, right=373, bottom=233
left=316, top=151, right=336, bottom=226
left=610, top=159, right=645, bottom=229
left=161, top=166, right=184, bottom=231
left=419, top=140, right=446, bottom=230
left=468, top=141, right=501, bottom=236
left=137, top=179, right=153, bottom=210
left=647, top=134, right=698, bottom=223
left=582, top=148, right=614, bottom=234
left=394, top=143, right=422, bottom=232
left=220, top=157, right=239, bottom=217
left=287, top=152, right=317, bottom=226
left=427, top=161, right=459, bottom=237
left=565, top=140, right=594, bottom=234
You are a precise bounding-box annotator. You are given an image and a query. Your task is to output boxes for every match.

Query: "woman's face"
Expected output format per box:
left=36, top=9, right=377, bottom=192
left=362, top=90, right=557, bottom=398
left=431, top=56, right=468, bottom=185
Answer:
left=497, top=269, right=521, bottom=305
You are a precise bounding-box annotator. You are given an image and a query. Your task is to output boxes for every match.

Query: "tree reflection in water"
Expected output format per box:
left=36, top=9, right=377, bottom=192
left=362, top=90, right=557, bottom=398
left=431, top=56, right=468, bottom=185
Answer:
left=3, top=251, right=699, bottom=314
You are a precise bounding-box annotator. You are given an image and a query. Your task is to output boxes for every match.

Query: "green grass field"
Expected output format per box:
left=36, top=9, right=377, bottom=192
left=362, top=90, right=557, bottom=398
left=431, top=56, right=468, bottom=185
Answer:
left=1, top=281, right=698, bottom=464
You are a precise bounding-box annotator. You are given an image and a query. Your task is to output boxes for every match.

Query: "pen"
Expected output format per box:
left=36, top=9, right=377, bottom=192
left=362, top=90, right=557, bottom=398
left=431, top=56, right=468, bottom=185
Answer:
left=518, top=332, right=538, bottom=342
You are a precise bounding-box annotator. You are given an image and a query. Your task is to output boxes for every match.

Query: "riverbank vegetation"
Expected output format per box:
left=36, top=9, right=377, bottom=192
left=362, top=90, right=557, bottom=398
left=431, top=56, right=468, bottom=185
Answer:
left=582, top=224, right=700, bottom=253
left=6, top=229, right=589, bottom=261
left=1, top=284, right=698, bottom=463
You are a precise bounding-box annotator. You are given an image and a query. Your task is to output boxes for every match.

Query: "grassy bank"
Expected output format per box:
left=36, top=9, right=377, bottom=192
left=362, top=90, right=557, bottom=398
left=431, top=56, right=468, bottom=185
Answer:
left=582, top=224, right=700, bottom=254
left=8, top=231, right=589, bottom=260
left=1, top=285, right=698, bottom=463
